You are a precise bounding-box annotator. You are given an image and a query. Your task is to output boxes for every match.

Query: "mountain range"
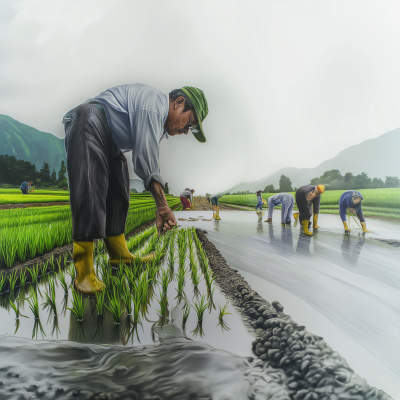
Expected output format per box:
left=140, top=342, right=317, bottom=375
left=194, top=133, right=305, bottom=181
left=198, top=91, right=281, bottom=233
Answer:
left=0, top=114, right=66, bottom=173
left=224, top=128, right=400, bottom=193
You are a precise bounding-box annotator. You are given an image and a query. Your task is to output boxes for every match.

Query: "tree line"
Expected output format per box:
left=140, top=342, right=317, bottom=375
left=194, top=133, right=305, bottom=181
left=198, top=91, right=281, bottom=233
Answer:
left=0, top=154, right=68, bottom=188
left=227, top=170, right=400, bottom=195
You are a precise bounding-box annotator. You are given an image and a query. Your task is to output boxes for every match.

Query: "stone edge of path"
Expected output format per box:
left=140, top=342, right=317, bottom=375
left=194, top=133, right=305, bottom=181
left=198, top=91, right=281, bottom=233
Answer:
left=195, top=228, right=392, bottom=400
left=0, top=219, right=156, bottom=281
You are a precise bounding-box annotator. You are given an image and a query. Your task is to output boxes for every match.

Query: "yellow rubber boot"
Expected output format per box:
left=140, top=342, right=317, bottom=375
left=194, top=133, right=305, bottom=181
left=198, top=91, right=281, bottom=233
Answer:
left=262, top=211, right=265, bottom=215
left=293, top=212, right=299, bottom=221
left=213, top=212, right=216, bottom=219
left=313, top=214, right=319, bottom=229
left=73, top=241, right=105, bottom=295
left=215, top=209, right=221, bottom=220
left=105, top=233, right=154, bottom=266
left=343, top=221, right=352, bottom=232
left=302, top=220, right=313, bottom=236
left=361, top=222, right=372, bottom=233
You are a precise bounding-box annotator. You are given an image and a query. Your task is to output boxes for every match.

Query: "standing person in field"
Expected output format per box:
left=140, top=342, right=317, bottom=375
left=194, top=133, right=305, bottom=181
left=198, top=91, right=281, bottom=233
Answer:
left=255, top=190, right=265, bottom=215
left=62, top=84, right=208, bottom=294
left=339, top=190, right=372, bottom=233
left=293, top=184, right=325, bottom=236
left=211, top=194, right=223, bottom=220
left=264, top=193, right=295, bottom=226
left=20, top=180, right=33, bottom=195
left=180, top=188, right=194, bottom=210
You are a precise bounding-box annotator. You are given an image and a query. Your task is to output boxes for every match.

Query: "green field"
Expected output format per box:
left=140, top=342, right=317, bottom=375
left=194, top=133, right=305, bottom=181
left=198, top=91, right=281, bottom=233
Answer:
left=220, top=188, right=400, bottom=220
left=0, top=192, right=180, bottom=268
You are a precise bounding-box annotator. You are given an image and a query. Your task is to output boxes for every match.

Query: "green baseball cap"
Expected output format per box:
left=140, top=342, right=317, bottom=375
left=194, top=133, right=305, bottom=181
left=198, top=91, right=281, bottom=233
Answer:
left=180, top=86, right=208, bottom=143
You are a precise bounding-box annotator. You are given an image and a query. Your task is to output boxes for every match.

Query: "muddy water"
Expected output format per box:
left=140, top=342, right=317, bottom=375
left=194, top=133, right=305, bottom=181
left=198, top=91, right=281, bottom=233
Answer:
left=176, top=211, right=400, bottom=398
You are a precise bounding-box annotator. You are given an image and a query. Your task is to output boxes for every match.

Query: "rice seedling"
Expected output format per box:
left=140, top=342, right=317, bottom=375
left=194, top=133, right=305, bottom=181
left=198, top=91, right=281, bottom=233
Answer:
left=156, top=291, right=168, bottom=322
left=16, top=232, right=28, bottom=263
left=19, top=270, right=27, bottom=287
left=9, top=299, right=28, bottom=319
left=132, top=288, right=142, bottom=326
left=122, top=284, right=133, bottom=315
left=51, top=316, right=61, bottom=338
left=182, top=301, right=191, bottom=325
left=203, top=265, right=215, bottom=290
left=8, top=271, right=18, bottom=294
left=41, top=260, right=49, bottom=278
left=191, top=321, right=205, bottom=338
left=67, top=263, right=76, bottom=281
left=147, top=258, right=160, bottom=286
left=192, top=295, right=209, bottom=322
left=68, top=287, right=89, bottom=321
left=43, top=278, right=58, bottom=316
left=0, top=273, right=6, bottom=294
left=55, top=268, right=69, bottom=294
left=158, top=269, right=170, bottom=295
left=176, top=266, right=189, bottom=297
left=105, top=287, right=124, bottom=324
left=56, top=254, right=62, bottom=270
left=49, top=254, right=55, bottom=271
left=218, top=302, right=231, bottom=320
left=32, top=319, right=46, bottom=339
left=27, top=263, right=40, bottom=285
left=96, top=239, right=104, bottom=253
left=137, top=271, right=150, bottom=307
left=26, top=287, right=40, bottom=319
left=63, top=252, right=69, bottom=266
left=92, top=286, right=106, bottom=315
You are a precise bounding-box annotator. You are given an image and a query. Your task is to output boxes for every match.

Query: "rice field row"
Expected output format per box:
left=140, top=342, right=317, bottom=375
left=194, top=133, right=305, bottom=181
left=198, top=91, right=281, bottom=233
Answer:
left=220, top=188, right=400, bottom=219
left=0, top=196, right=181, bottom=268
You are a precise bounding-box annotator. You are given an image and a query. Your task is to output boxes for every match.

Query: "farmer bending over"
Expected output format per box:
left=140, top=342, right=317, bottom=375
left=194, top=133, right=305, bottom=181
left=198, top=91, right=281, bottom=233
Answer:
left=62, top=84, right=208, bottom=294
left=293, top=185, right=325, bottom=236
left=255, top=190, right=265, bottom=215
left=264, top=193, right=295, bottom=226
left=339, top=191, right=372, bottom=233
left=20, top=180, right=33, bottom=195
left=211, top=194, right=222, bottom=220
left=180, top=188, right=194, bottom=210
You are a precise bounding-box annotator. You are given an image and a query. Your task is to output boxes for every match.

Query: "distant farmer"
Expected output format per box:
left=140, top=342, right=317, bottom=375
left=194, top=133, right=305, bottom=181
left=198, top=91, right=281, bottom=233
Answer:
left=211, top=194, right=223, bottom=220
left=264, top=193, right=295, bottom=226
left=339, top=191, right=372, bottom=233
left=20, top=181, right=33, bottom=195
left=255, top=190, right=265, bottom=215
left=206, top=194, right=211, bottom=204
left=293, top=185, right=325, bottom=236
left=180, top=188, right=194, bottom=210
left=62, top=83, right=208, bottom=294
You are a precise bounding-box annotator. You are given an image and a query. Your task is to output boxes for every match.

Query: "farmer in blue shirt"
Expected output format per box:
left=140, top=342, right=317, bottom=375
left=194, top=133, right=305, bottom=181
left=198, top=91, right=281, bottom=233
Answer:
left=339, top=191, right=372, bottom=233
left=20, top=181, right=33, bottom=195
left=62, top=84, right=209, bottom=294
left=264, top=193, right=295, bottom=226
left=211, top=194, right=222, bottom=220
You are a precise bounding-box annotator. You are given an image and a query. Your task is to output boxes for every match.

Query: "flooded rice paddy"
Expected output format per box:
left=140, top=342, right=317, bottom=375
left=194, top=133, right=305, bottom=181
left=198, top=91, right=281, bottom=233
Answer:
left=176, top=211, right=400, bottom=398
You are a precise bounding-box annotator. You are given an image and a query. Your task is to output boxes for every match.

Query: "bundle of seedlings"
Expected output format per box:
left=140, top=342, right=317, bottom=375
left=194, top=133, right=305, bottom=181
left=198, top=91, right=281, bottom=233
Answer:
left=55, top=268, right=69, bottom=295
left=122, top=284, right=134, bottom=316
left=177, top=229, right=187, bottom=271
left=182, top=301, right=191, bottom=326
left=192, top=294, right=209, bottom=322
left=158, top=269, right=170, bottom=296
left=156, top=290, right=169, bottom=325
left=93, top=286, right=106, bottom=316
left=127, top=225, right=157, bottom=253
left=175, top=265, right=189, bottom=299
left=43, top=277, right=58, bottom=316
left=106, top=286, right=124, bottom=324
left=8, top=271, right=18, bottom=296
left=217, top=301, right=231, bottom=331
left=19, top=270, right=27, bottom=287
left=27, top=263, right=40, bottom=285
left=9, top=298, right=28, bottom=320
left=68, top=287, right=89, bottom=322
left=137, top=231, right=158, bottom=257
left=26, top=287, right=40, bottom=319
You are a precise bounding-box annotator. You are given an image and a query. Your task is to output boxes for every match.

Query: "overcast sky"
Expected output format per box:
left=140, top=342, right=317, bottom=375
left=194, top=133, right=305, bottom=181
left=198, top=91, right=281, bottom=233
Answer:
left=1, top=0, right=400, bottom=195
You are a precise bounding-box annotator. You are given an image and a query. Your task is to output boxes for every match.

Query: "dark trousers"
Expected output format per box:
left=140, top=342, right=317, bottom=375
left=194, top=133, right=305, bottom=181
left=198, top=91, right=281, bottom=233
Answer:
left=295, top=193, right=312, bottom=223
left=64, top=103, right=130, bottom=241
left=21, top=189, right=28, bottom=194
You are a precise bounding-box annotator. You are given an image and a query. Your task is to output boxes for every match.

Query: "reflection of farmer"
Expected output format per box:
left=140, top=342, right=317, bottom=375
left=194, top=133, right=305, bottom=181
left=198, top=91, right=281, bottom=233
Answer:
left=180, top=188, right=194, bottom=210
left=293, top=185, right=325, bottom=236
left=20, top=180, right=33, bottom=194
left=255, top=190, right=265, bottom=215
left=62, top=84, right=208, bottom=294
left=264, top=193, right=295, bottom=226
left=211, top=194, right=222, bottom=220
left=339, top=191, right=372, bottom=233
left=341, top=235, right=365, bottom=264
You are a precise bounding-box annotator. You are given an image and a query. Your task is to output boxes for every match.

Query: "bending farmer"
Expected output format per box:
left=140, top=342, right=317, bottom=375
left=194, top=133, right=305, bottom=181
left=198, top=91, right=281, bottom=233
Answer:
left=211, top=194, right=223, bottom=220
left=255, top=190, right=265, bottom=215
left=62, top=84, right=208, bottom=294
left=339, top=191, right=372, bottom=233
left=20, top=180, right=33, bottom=194
left=180, top=188, right=194, bottom=210
left=264, top=193, right=295, bottom=226
left=294, top=185, right=325, bottom=236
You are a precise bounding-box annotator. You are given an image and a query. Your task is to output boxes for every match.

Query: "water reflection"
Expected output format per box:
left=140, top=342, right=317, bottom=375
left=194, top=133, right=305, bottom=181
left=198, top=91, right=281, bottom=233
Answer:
left=341, top=234, right=365, bottom=264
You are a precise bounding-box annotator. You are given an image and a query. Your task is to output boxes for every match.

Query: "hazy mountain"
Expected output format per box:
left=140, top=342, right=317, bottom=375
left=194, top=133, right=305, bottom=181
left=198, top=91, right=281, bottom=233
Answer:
left=0, top=114, right=66, bottom=172
left=224, top=128, right=400, bottom=192
left=129, top=178, right=145, bottom=192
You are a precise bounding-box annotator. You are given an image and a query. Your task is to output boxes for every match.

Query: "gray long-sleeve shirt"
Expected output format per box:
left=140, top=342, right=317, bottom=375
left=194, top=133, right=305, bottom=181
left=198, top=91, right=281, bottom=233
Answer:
left=180, top=189, right=193, bottom=202
left=81, top=84, right=169, bottom=190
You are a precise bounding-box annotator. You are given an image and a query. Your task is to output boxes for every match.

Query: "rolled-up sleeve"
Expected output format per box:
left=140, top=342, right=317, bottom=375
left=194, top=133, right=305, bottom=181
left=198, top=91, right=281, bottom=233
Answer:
left=312, top=197, right=321, bottom=214
left=130, top=111, right=164, bottom=190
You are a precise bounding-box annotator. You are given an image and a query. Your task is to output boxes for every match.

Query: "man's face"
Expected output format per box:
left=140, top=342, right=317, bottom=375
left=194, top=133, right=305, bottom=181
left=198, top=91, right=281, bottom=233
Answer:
left=191, top=190, right=195, bottom=194
left=165, top=96, right=198, bottom=136
left=353, top=196, right=362, bottom=205
left=306, top=188, right=319, bottom=202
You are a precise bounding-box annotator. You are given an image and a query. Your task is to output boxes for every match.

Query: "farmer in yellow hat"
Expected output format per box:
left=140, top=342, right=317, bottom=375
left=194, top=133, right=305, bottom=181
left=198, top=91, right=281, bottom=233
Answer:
left=62, top=84, right=208, bottom=294
left=293, top=184, right=325, bottom=236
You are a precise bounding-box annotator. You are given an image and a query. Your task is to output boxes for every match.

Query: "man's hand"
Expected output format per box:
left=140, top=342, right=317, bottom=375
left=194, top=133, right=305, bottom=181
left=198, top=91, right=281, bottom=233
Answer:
left=156, top=206, right=177, bottom=235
